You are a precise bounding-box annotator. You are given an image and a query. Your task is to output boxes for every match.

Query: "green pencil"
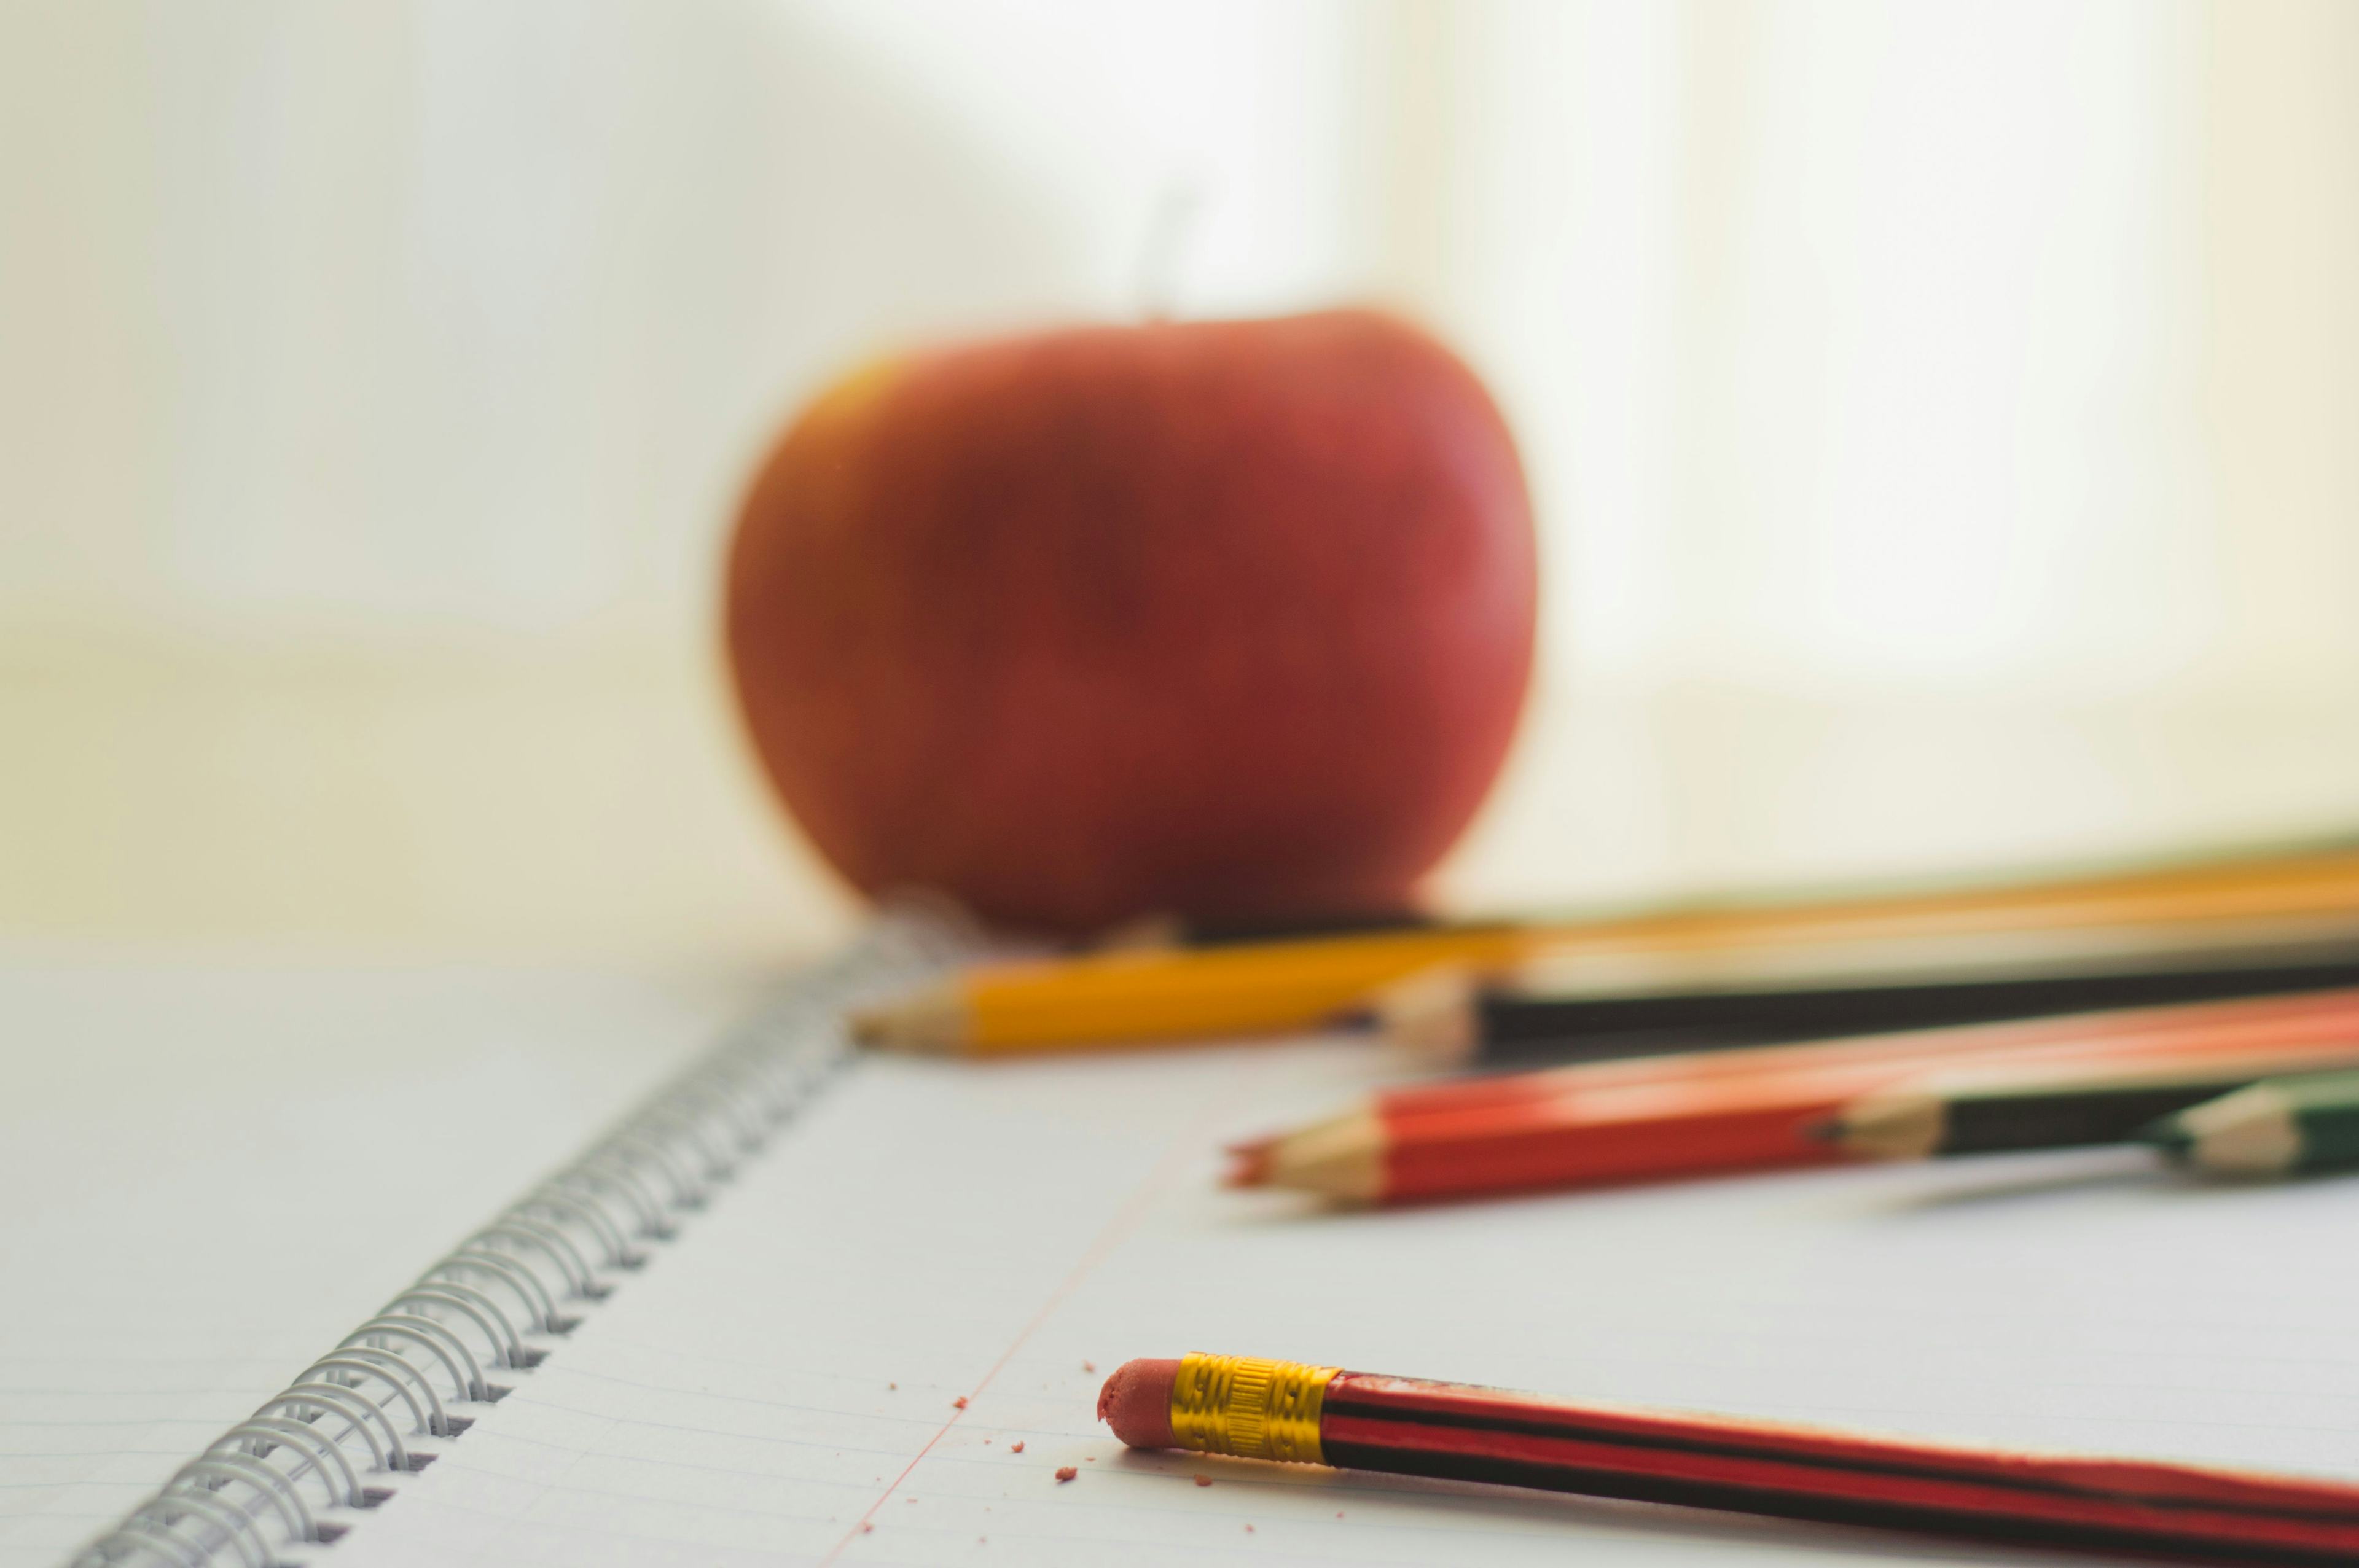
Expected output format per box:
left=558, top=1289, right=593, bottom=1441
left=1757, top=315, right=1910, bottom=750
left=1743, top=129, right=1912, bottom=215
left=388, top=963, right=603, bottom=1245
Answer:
left=2143, top=1069, right=2359, bottom=1176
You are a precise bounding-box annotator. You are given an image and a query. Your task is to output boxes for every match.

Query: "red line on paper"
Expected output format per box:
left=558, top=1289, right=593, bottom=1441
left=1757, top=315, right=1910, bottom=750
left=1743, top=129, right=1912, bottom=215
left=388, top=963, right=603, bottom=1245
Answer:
left=816, top=1098, right=1224, bottom=1562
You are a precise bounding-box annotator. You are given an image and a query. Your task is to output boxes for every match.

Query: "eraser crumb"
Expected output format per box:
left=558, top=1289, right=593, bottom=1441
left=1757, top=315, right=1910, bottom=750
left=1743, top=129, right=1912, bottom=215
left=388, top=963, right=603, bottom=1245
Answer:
left=1009, top=1441, right=1024, bottom=1453
left=953, top=1396, right=968, bottom=1409
left=1055, top=1466, right=1078, bottom=1483
left=888, top=1383, right=897, bottom=1391
left=1082, top=1361, right=1096, bottom=1373
left=1194, top=1475, right=1211, bottom=1487
left=859, top=1521, right=874, bottom=1534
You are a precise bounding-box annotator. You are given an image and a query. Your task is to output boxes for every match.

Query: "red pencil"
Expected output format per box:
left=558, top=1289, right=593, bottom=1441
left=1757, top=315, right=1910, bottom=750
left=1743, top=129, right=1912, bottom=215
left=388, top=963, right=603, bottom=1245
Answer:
left=1229, top=988, right=2359, bottom=1202
left=1103, top=1354, right=2359, bottom=1561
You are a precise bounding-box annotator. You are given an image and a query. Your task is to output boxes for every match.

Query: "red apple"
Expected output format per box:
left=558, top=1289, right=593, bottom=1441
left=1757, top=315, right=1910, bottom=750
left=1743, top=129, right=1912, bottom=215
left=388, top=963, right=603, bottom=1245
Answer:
left=724, top=310, right=1535, bottom=934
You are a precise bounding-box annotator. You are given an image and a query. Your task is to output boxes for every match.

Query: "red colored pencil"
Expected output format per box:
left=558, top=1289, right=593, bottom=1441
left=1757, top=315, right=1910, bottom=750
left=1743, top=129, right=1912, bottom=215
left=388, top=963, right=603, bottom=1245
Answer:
left=1103, top=1354, right=2359, bottom=1562
left=1230, top=988, right=2359, bottom=1202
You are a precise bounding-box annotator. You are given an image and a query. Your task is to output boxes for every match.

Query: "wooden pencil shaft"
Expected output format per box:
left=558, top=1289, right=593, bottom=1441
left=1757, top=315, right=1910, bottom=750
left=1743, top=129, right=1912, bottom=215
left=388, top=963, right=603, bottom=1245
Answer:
left=2287, top=1101, right=2359, bottom=1173
left=1377, top=987, right=2359, bottom=1121
left=955, top=926, right=1538, bottom=1050
left=1165, top=836, right=2359, bottom=952
left=1471, top=949, right=2359, bottom=1067
left=1497, top=917, right=2359, bottom=1008
left=1930, top=1078, right=2269, bottom=1155
left=1181, top=903, right=2359, bottom=965
left=1313, top=1427, right=2359, bottom=1560
left=2261, top=1069, right=2359, bottom=1171
left=1156, top=1360, right=2359, bottom=1560
left=1167, top=908, right=1458, bottom=947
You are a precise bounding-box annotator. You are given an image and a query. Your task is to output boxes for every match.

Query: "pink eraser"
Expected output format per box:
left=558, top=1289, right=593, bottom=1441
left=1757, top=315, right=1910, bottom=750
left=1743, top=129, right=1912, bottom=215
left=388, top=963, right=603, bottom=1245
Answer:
left=1097, top=1358, right=1180, bottom=1449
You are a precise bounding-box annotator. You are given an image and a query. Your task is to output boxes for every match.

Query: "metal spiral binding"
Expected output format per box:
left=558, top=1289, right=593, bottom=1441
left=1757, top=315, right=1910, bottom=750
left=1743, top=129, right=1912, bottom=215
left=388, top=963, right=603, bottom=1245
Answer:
left=69, top=909, right=974, bottom=1568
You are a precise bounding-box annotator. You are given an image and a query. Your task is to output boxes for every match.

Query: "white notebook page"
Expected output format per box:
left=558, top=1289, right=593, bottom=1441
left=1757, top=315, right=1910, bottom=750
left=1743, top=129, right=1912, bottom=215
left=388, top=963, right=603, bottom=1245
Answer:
left=326, top=1039, right=2359, bottom=1568
left=0, top=960, right=749, bottom=1568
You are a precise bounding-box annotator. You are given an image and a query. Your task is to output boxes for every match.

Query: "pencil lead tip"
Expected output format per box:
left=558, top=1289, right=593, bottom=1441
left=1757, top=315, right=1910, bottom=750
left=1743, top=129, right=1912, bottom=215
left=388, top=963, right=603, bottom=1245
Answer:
left=1799, top=1117, right=1845, bottom=1146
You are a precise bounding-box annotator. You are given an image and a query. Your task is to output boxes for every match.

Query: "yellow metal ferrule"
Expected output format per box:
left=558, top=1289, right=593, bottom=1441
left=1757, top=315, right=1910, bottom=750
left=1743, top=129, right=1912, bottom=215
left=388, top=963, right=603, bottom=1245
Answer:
left=1168, top=1353, right=1338, bottom=1465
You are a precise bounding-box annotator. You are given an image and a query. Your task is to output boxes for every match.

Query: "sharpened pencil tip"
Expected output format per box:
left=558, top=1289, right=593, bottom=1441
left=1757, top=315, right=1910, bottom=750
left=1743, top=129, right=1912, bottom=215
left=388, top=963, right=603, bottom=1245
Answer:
left=1223, top=1148, right=1272, bottom=1188
left=846, top=982, right=966, bottom=1054
left=1799, top=1117, right=1845, bottom=1145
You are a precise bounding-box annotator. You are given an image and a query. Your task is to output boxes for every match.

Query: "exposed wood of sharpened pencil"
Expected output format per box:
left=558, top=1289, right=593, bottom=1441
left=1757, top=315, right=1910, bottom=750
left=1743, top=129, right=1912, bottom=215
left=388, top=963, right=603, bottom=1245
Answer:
left=1818, top=1042, right=2359, bottom=1161
left=1223, top=1110, right=1384, bottom=1202
left=2150, top=1082, right=2306, bottom=1176
left=1367, top=963, right=1484, bottom=1062
left=2149, top=1067, right=2359, bottom=1176
left=848, top=979, right=968, bottom=1054
left=856, top=843, right=2359, bottom=1054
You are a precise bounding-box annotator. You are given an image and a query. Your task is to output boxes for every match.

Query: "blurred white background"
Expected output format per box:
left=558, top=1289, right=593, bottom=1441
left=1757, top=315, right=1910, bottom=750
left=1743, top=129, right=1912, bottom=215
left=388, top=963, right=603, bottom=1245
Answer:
left=4, top=0, right=2357, bottom=959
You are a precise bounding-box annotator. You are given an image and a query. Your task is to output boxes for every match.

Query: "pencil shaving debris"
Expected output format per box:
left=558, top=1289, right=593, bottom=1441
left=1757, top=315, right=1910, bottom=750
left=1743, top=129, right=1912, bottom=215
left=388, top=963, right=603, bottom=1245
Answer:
left=1009, top=1441, right=1024, bottom=1453
left=1082, top=1361, right=1095, bottom=1373
left=953, top=1397, right=968, bottom=1409
left=1055, top=1467, right=1078, bottom=1483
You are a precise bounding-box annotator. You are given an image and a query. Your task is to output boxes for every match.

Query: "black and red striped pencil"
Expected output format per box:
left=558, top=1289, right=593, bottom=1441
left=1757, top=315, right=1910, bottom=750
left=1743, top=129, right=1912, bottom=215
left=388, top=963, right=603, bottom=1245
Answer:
left=1101, top=1354, right=2359, bottom=1561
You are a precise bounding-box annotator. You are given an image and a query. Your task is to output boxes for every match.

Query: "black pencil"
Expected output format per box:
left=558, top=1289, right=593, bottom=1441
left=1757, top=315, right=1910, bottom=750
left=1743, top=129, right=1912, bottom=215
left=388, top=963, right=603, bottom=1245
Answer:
left=1387, top=929, right=2359, bottom=1069
left=1817, top=1044, right=2359, bottom=1161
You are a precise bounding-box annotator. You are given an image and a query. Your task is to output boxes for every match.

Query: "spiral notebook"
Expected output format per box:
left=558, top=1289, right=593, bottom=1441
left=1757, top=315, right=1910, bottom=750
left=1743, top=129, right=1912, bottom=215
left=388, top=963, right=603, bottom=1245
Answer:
left=25, top=919, right=2359, bottom=1568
